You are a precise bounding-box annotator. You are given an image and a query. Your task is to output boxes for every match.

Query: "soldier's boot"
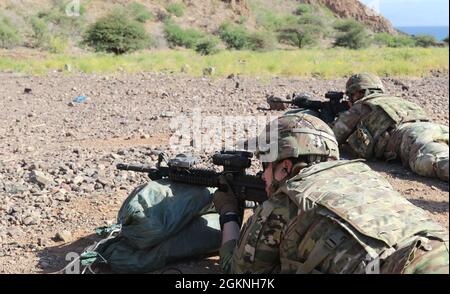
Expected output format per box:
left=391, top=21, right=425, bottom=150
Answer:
left=409, top=141, right=449, bottom=182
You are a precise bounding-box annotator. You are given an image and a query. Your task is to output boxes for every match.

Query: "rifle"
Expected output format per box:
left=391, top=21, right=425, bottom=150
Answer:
left=266, top=91, right=350, bottom=124
left=117, top=150, right=267, bottom=204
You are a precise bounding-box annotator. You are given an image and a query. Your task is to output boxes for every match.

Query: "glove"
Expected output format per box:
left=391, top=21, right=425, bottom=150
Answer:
left=213, top=175, right=239, bottom=216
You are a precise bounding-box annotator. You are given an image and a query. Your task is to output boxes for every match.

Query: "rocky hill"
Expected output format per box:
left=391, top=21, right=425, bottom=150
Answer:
left=302, top=0, right=397, bottom=34
left=0, top=0, right=396, bottom=34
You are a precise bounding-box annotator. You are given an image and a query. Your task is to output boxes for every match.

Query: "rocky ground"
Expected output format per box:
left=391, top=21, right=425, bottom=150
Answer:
left=0, top=70, right=448, bottom=274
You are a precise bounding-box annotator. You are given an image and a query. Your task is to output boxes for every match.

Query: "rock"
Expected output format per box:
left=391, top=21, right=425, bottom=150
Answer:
left=30, top=170, right=53, bottom=186
left=7, top=227, right=24, bottom=238
left=55, top=230, right=72, bottom=242
left=5, top=183, right=28, bottom=194
left=96, top=177, right=109, bottom=186
left=181, top=64, right=191, bottom=73
left=22, top=215, right=40, bottom=226
left=83, top=168, right=96, bottom=177
left=73, top=175, right=84, bottom=185
left=203, top=67, right=215, bottom=76
left=109, top=153, right=121, bottom=160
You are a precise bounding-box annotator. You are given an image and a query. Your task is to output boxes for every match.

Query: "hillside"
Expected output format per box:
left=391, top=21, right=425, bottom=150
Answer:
left=0, top=0, right=396, bottom=32
left=0, top=0, right=398, bottom=50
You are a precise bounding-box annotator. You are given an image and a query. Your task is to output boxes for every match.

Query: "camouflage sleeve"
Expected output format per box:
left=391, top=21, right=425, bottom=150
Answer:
left=332, top=103, right=370, bottom=144
left=219, top=198, right=291, bottom=274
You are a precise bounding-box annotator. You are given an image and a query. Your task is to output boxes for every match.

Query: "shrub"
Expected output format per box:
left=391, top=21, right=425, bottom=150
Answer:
left=83, top=12, right=150, bottom=54
left=166, top=3, right=185, bottom=17
left=47, top=36, right=68, bottom=53
left=127, top=2, right=154, bottom=23
left=278, top=24, right=322, bottom=48
left=373, top=33, right=416, bottom=48
left=36, top=1, right=85, bottom=37
left=334, top=19, right=370, bottom=49
left=413, top=34, right=439, bottom=47
left=164, top=22, right=204, bottom=48
left=218, top=22, right=251, bottom=50
left=0, top=15, right=21, bottom=49
left=247, top=31, right=276, bottom=51
left=298, top=14, right=324, bottom=27
left=30, top=16, right=50, bottom=48
left=444, top=36, right=449, bottom=46
left=195, top=36, right=220, bottom=55
left=295, top=4, right=314, bottom=16
left=255, top=10, right=297, bottom=31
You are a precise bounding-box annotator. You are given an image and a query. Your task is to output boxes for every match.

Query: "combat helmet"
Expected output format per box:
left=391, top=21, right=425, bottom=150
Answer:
left=256, top=113, right=339, bottom=165
left=345, top=73, right=385, bottom=97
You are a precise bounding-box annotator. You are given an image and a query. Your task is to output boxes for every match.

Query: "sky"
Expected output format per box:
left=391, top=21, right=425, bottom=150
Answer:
left=360, top=0, right=449, bottom=27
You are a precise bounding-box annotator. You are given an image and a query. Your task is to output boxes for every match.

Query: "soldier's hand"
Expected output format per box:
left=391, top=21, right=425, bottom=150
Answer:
left=266, top=95, right=288, bottom=111
left=213, top=175, right=239, bottom=215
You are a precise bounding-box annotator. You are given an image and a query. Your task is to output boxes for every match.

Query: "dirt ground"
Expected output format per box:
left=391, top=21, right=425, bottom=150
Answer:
left=0, top=71, right=448, bottom=274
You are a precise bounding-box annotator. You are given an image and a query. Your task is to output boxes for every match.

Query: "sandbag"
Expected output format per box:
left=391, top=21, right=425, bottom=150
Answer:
left=94, top=179, right=221, bottom=273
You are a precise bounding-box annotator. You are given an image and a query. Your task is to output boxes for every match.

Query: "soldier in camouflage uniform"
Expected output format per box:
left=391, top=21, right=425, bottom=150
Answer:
left=213, top=113, right=449, bottom=274
left=332, top=73, right=449, bottom=182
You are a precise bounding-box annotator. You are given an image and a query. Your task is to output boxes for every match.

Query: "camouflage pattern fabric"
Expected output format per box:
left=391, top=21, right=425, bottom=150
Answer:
left=256, top=113, right=339, bottom=163
left=332, top=93, right=449, bottom=182
left=386, top=122, right=449, bottom=182
left=346, top=73, right=385, bottom=96
left=219, top=160, right=449, bottom=274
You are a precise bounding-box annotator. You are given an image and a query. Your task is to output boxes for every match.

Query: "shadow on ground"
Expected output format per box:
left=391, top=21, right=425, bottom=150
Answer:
left=408, top=199, right=449, bottom=215
left=36, top=234, right=221, bottom=274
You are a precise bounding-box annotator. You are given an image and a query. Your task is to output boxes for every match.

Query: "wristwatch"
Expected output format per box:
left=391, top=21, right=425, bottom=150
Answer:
left=219, top=213, right=241, bottom=230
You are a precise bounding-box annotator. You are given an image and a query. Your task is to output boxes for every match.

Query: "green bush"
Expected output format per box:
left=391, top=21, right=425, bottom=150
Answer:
left=444, top=36, right=449, bottom=46
left=298, top=14, right=324, bottom=27
left=218, top=22, right=275, bottom=51
left=36, top=1, right=85, bottom=37
left=218, top=22, right=251, bottom=50
left=30, top=16, right=50, bottom=48
left=413, top=34, right=439, bottom=47
left=295, top=4, right=314, bottom=16
left=83, top=12, right=150, bottom=54
left=278, top=24, right=322, bottom=48
left=334, top=19, right=370, bottom=49
left=164, top=22, right=205, bottom=48
left=195, top=36, right=220, bottom=55
left=47, top=36, right=68, bottom=53
left=127, top=2, right=154, bottom=23
left=248, top=31, right=276, bottom=51
left=166, top=3, right=185, bottom=17
left=0, top=16, right=21, bottom=49
left=373, top=33, right=416, bottom=48
left=255, top=10, right=297, bottom=31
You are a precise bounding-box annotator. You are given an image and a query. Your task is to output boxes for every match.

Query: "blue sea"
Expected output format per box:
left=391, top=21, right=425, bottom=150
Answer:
left=396, top=26, right=449, bottom=41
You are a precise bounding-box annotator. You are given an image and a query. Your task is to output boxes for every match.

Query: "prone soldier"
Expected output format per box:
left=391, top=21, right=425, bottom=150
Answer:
left=214, top=113, right=449, bottom=274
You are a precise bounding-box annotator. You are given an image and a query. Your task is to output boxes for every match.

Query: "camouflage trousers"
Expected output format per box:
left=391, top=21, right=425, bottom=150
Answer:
left=385, top=122, right=449, bottom=182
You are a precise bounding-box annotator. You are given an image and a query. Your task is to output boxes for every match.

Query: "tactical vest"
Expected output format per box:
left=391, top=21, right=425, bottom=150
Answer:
left=277, top=160, right=447, bottom=274
left=347, top=94, right=429, bottom=159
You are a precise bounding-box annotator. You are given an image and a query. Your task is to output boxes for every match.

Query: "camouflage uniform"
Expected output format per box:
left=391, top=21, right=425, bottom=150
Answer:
left=332, top=74, right=449, bottom=182
left=220, top=113, right=449, bottom=274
